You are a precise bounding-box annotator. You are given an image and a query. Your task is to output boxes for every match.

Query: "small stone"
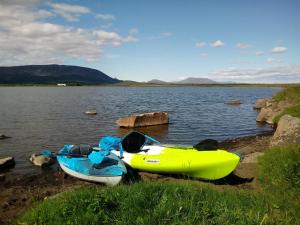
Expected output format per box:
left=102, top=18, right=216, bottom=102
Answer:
left=0, top=174, right=5, bottom=181
left=0, top=134, right=11, bottom=140
left=0, top=157, right=15, bottom=171
left=224, top=99, right=241, bottom=105
left=30, top=154, right=55, bottom=167
left=85, top=110, right=97, bottom=115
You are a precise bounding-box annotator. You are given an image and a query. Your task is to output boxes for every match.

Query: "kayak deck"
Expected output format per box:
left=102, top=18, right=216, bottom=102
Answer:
left=116, top=145, right=240, bottom=180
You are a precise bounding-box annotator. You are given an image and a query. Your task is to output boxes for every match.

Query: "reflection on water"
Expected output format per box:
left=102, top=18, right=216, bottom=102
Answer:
left=0, top=86, right=280, bottom=174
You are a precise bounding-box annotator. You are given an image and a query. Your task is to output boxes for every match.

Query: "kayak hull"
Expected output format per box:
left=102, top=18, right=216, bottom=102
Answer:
left=113, top=145, right=240, bottom=180
left=59, top=163, right=122, bottom=186
left=57, top=145, right=126, bottom=186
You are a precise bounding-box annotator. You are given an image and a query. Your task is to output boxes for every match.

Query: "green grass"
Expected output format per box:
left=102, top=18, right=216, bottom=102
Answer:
left=273, top=104, right=300, bottom=123
left=257, top=146, right=300, bottom=224
left=19, top=146, right=300, bottom=225
left=20, top=183, right=272, bottom=225
left=258, top=146, right=300, bottom=206
left=273, top=85, right=300, bottom=104
left=272, top=85, right=300, bottom=123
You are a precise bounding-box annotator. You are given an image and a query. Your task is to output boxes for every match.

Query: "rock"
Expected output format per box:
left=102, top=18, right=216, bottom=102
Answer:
left=256, top=100, right=291, bottom=124
left=253, top=99, right=268, bottom=109
left=224, top=99, right=241, bottom=105
left=117, top=112, right=169, bottom=128
left=0, top=134, right=11, bottom=140
left=270, top=115, right=300, bottom=147
left=256, top=107, right=273, bottom=123
left=85, top=110, right=97, bottom=115
left=0, top=157, right=15, bottom=170
left=30, top=154, right=55, bottom=167
left=0, top=174, right=5, bottom=181
left=266, top=99, right=276, bottom=107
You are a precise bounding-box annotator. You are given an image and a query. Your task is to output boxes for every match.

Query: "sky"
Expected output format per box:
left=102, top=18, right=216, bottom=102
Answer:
left=0, top=0, right=300, bottom=83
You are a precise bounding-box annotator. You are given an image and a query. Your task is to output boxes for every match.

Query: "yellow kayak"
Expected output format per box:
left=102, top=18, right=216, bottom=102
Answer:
left=112, top=145, right=240, bottom=180
left=102, top=131, right=240, bottom=180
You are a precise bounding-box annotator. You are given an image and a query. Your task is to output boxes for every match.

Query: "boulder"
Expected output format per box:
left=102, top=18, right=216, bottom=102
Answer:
left=270, top=115, right=300, bottom=147
left=0, top=134, right=11, bottom=140
left=266, top=99, right=276, bottom=107
left=253, top=99, right=268, bottom=109
left=224, top=99, right=241, bottom=105
left=256, top=107, right=273, bottom=123
left=256, top=100, right=290, bottom=124
left=30, top=154, right=55, bottom=167
left=117, top=112, right=169, bottom=128
left=0, top=157, right=15, bottom=170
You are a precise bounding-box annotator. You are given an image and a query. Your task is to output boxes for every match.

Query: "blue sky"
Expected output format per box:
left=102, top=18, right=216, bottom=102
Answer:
left=0, top=0, right=300, bottom=83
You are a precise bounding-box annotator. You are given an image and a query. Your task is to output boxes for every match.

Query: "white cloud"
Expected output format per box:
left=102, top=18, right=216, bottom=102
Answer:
left=255, top=51, right=264, bottom=56
left=236, top=42, right=251, bottom=49
left=210, top=40, right=225, bottom=48
left=271, top=46, right=287, bottom=54
left=48, top=3, right=90, bottom=22
left=210, top=64, right=300, bottom=83
left=195, top=42, right=206, bottom=48
left=0, top=1, right=138, bottom=65
left=93, top=30, right=138, bottom=46
left=95, top=13, right=115, bottom=20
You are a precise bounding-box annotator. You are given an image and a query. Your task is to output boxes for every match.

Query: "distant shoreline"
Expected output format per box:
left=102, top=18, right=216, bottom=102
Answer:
left=0, top=82, right=297, bottom=88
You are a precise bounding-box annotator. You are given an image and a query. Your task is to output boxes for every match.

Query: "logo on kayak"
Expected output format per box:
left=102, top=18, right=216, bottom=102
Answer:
left=145, top=159, right=160, bottom=164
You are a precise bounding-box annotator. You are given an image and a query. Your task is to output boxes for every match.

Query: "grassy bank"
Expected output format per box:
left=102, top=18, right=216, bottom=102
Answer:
left=19, top=146, right=300, bottom=225
left=273, top=85, right=300, bottom=123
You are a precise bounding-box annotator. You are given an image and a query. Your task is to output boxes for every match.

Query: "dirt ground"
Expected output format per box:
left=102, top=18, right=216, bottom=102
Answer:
left=0, top=133, right=272, bottom=225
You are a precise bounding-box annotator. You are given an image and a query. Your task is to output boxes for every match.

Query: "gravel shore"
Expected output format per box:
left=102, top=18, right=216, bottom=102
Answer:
left=0, top=132, right=273, bottom=225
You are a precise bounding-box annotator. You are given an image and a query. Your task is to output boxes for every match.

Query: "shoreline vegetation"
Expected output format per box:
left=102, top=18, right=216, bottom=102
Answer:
left=1, top=85, right=299, bottom=224
left=20, top=144, right=300, bottom=225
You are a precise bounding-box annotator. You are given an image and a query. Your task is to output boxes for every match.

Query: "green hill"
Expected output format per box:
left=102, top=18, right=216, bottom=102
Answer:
left=0, top=64, right=121, bottom=85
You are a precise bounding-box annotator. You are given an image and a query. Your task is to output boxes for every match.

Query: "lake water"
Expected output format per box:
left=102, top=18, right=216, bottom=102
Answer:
left=0, top=86, right=280, bottom=174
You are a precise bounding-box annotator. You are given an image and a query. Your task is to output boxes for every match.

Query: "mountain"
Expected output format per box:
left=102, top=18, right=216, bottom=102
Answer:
left=147, top=77, right=217, bottom=84
left=0, top=64, right=121, bottom=85
left=176, top=77, right=217, bottom=84
left=147, top=79, right=169, bottom=84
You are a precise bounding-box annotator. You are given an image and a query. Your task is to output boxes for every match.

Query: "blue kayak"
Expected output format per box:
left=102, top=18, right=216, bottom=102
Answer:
left=56, top=144, right=126, bottom=186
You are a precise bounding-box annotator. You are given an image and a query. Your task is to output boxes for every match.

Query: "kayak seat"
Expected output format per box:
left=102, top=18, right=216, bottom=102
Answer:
left=121, top=131, right=146, bottom=153
left=193, top=139, right=219, bottom=151
left=70, top=144, right=94, bottom=156
left=93, top=157, right=119, bottom=169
